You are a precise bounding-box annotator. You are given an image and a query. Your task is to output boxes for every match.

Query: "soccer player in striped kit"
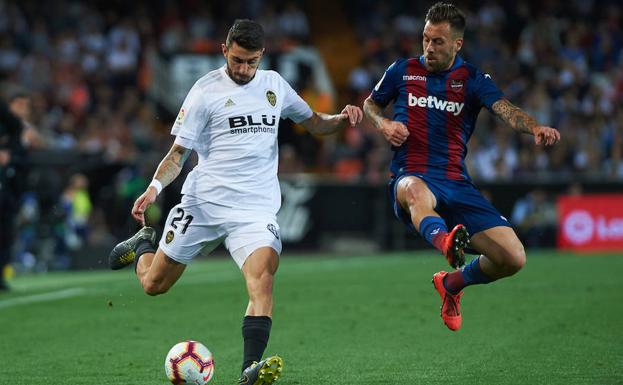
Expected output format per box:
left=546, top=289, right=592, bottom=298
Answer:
left=364, top=2, right=560, bottom=331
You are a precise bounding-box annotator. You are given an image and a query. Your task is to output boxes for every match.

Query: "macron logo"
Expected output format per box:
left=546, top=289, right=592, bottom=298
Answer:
left=408, top=94, right=464, bottom=116
left=403, top=75, right=427, bottom=81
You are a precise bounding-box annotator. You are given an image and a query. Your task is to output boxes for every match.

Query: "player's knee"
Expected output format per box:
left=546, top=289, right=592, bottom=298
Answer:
left=143, top=280, right=169, bottom=296
left=246, top=273, right=274, bottom=297
left=401, top=180, right=434, bottom=212
left=505, top=246, right=526, bottom=275
left=404, top=185, right=425, bottom=206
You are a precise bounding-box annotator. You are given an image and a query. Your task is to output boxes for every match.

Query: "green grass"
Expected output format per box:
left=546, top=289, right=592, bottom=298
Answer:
left=1, top=251, right=622, bottom=385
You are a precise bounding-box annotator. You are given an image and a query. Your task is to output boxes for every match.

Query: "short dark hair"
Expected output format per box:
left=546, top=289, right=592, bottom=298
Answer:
left=8, top=91, right=29, bottom=103
left=226, top=19, right=265, bottom=50
left=425, top=2, right=466, bottom=37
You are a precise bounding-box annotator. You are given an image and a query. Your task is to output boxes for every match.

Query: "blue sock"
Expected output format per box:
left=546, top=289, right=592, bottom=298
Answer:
left=461, top=256, right=493, bottom=286
left=444, top=256, right=495, bottom=294
left=419, top=216, right=448, bottom=252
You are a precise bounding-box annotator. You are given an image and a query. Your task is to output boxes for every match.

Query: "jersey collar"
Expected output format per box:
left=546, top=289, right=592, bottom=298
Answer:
left=220, top=65, right=260, bottom=87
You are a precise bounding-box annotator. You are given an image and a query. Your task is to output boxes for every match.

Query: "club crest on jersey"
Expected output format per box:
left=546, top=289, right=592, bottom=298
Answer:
left=450, top=79, right=464, bottom=89
left=266, top=90, right=277, bottom=107
left=175, top=108, right=186, bottom=126
left=165, top=230, right=174, bottom=244
left=267, top=224, right=280, bottom=240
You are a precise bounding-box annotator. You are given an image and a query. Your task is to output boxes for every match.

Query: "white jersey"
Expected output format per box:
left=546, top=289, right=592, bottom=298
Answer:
left=171, top=66, right=313, bottom=214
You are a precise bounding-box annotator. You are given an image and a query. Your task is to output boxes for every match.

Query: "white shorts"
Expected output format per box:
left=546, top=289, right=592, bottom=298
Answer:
left=158, top=197, right=282, bottom=268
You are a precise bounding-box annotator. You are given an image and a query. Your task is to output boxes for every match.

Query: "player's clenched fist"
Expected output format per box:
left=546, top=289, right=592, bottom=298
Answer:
left=380, top=119, right=409, bottom=146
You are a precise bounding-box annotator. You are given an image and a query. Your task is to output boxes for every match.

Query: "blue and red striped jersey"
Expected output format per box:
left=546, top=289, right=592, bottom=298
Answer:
left=370, top=55, right=504, bottom=181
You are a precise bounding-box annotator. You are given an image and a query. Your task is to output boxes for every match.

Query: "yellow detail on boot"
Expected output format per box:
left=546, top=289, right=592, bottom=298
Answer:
left=119, top=251, right=136, bottom=265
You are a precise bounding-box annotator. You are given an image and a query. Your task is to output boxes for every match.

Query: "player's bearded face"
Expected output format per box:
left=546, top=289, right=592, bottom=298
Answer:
left=422, top=22, right=463, bottom=72
left=223, top=42, right=264, bottom=85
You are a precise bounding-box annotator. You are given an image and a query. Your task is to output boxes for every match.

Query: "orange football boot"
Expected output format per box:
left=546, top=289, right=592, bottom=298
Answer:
left=432, top=271, right=463, bottom=331
left=441, top=224, right=469, bottom=269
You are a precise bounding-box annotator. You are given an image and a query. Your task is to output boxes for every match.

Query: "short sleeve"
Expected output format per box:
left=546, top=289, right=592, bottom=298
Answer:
left=370, top=60, right=401, bottom=107
left=170, top=82, right=210, bottom=147
left=281, top=78, right=313, bottom=123
left=472, top=70, right=504, bottom=111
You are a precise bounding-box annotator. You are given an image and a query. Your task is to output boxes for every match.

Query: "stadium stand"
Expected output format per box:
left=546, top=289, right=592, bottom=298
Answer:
left=0, top=0, right=621, bottom=270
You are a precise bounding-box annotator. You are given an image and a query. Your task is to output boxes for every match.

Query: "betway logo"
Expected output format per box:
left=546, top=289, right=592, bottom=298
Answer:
left=408, top=94, right=464, bottom=116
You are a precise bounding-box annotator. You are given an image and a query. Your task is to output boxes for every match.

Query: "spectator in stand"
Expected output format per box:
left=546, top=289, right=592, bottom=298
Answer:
left=0, top=98, right=25, bottom=291
left=511, top=189, right=557, bottom=248
left=61, top=173, right=93, bottom=249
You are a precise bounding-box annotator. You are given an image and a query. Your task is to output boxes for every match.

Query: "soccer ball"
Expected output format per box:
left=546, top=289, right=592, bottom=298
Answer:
left=164, top=340, right=215, bottom=384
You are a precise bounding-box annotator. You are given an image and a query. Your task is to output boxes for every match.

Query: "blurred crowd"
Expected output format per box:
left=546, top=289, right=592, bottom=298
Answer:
left=0, top=0, right=312, bottom=160
left=0, top=0, right=621, bottom=272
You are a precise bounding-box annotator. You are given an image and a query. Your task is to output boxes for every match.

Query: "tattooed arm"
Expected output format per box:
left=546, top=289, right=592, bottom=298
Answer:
left=363, top=96, right=409, bottom=146
left=131, top=143, right=192, bottom=225
left=152, top=144, right=192, bottom=188
left=491, top=99, right=561, bottom=146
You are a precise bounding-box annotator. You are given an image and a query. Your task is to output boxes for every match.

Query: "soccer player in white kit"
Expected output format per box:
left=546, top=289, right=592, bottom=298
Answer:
left=108, top=19, right=363, bottom=385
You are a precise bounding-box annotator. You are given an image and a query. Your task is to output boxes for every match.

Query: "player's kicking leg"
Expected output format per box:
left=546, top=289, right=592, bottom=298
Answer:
left=433, top=226, right=525, bottom=331
left=108, top=227, right=156, bottom=270
left=238, top=246, right=283, bottom=385
left=108, top=226, right=186, bottom=295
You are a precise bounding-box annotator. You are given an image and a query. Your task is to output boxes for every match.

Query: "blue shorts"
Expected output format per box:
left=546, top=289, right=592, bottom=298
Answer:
left=388, top=174, right=511, bottom=235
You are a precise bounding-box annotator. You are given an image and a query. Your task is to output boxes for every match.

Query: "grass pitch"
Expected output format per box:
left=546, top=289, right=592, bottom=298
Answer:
left=0, top=251, right=621, bottom=385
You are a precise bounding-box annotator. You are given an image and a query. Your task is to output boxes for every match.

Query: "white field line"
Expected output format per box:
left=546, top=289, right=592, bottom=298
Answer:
left=0, top=288, right=86, bottom=310
left=4, top=256, right=411, bottom=299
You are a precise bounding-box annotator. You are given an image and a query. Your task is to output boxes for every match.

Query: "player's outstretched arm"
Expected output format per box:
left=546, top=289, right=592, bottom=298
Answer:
left=299, top=104, right=363, bottom=135
left=363, top=96, right=409, bottom=146
left=492, top=99, right=561, bottom=146
left=131, top=143, right=192, bottom=225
